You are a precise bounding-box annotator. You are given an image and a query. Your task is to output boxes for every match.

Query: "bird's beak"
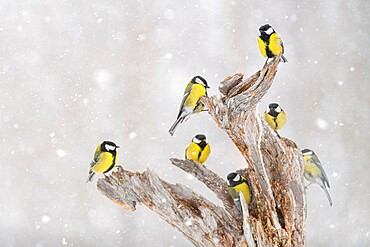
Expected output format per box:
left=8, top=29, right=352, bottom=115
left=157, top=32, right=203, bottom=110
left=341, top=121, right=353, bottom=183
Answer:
left=206, top=85, right=210, bottom=89
left=116, top=146, right=120, bottom=148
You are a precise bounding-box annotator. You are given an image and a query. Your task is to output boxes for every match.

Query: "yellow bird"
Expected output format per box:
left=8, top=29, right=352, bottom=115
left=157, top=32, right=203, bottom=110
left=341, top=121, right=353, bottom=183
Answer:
left=86, top=141, right=119, bottom=183
left=168, top=76, right=210, bottom=136
left=263, top=103, right=287, bottom=138
left=258, top=24, right=288, bottom=66
left=227, top=172, right=251, bottom=212
left=302, top=149, right=333, bottom=206
left=185, top=134, right=211, bottom=165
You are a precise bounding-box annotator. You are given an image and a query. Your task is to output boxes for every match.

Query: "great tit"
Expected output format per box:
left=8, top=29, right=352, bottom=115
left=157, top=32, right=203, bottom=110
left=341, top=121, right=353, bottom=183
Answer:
left=227, top=172, right=251, bottom=212
left=185, top=134, right=211, bottom=165
left=263, top=103, right=287, bottom=138
left=258, top=24, right=288, bottom=66
left=168, top=76, right=210, bottom=136
left=302, top=149, right=333, bottom=206
left=86, top=141, right=119, bottom=183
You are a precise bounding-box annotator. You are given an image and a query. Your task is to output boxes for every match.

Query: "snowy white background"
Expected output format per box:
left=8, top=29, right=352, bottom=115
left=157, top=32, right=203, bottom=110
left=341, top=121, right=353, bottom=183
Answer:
left=0, top=0, right=369, bottom=246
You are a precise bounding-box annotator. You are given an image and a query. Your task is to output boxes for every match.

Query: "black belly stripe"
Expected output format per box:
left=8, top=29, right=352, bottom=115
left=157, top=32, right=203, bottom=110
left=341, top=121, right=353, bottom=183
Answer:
left=273, top=117, right=278, bottom=129
left=104, top=155, right=116, bottom=173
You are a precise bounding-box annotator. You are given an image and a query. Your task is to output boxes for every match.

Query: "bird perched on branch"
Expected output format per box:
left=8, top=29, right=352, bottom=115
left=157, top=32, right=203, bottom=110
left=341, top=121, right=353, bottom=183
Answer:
left=302, top=149, right=333, bottom=206
left=185, top=134, right=211, bottom=165
left=86, top=141, right=120, bottom=183
left=168, top=76, right=210, bottom=136
left=258, top=24, right=288, bottom=66
left=227, top=172, right=251, bottom=212
left=263, top=103, right=287, bottom=138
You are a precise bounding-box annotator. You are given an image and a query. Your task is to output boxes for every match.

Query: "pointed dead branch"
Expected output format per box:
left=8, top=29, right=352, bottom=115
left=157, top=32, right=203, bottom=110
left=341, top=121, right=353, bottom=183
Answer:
left=97, top=55, right=306, bottom=246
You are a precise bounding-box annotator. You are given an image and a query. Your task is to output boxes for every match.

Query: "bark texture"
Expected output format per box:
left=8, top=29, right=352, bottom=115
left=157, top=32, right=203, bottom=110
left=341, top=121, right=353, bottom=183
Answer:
left=97, top=55, right=306, bottom=247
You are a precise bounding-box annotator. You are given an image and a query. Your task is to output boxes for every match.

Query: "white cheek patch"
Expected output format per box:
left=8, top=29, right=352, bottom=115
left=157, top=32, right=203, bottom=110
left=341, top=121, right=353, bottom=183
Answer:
left=193, top=137, right=202, bottom=144
left=233, top=174, right=240, bottom=182
left=303, top=151, right=313, bottom=156
left=265, top=27, right=274, bottom=35
left=275, top=106, right=281, bottom=113
left=195, top=77, right=206, bottom=87
left=105, top=144, right=115, bottom=151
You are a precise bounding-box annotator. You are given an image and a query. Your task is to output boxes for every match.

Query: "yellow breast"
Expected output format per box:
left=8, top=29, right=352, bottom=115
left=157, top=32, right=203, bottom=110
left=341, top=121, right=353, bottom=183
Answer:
left=304, top=157, right=321, bottom=177
left=234, top=182, right=251, bottom=204
left=258, top=36, right=267, bottom=58
left=268, top=33, right=283, bottom=56
left=184, top=84, right=206, bottom=110
left=92, top=152, right=115, bottom=173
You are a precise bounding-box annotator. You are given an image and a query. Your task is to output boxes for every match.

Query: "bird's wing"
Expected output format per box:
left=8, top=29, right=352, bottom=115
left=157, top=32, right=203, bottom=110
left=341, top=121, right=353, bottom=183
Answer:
left=176, top=89, right=191, bottom=119
left=92, top=145, right=101, bottom=163
left=227, top=187, right=240, bottom=199
left=312, top=155, right=331, bottom=188
left=89, top=159, right=97, bottom=168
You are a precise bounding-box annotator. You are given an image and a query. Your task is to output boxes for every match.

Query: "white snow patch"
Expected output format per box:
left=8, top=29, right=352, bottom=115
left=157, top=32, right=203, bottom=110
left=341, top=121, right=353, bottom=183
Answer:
left=137, top=34, right=147, bottom=41
left=186, top=174, right=194, bottom=180
left=97, top=18, right=103, bottom=23
left=93, top=69, right=114, bottom=90
left=350, top=67, right=355, bottom=72
left=338, top=80, right=343, bottom=86
left=332, top=171, right=338, bottom=178
left=35, top=223, right=40, bottom=230
left=185, top=219, right=192, bottom=226
left=62, top=237, right=68, bottom=245
left=56, top=149, right=66, bottom=157
left=128, top=132, right=137, bottom=139
left=315, top=118, right=329, bottom=130
left=82, top=98, right=89, bottom=106
left=164, top=53, right=173, bottom=59
left=161, top=198, right=167, bottom=203
left=49, top=132, right=55, bottom=138
left=41, top=215, right=50, bottom=223
left=329, top=224, right=335, bottom=229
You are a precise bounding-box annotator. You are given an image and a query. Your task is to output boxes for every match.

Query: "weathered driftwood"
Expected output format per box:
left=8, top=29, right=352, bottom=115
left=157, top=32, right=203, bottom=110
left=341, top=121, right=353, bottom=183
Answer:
left=97, top=55, right=306, bottom=247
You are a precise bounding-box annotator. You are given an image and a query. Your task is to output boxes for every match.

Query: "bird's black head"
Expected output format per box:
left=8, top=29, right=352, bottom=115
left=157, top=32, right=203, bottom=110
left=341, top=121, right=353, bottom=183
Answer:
left=192, top=75, right=210, bottom=89
left=302, top=149, right=314, bottom=156
left=227, top=172, right=243, bottom=186
left=259, top=24, right=275, bottom=40
left=267, top=103, right=282, bottom=117
left=101, top=141, right=120, bottom=153
left=193, top=134, right=207, bottom=148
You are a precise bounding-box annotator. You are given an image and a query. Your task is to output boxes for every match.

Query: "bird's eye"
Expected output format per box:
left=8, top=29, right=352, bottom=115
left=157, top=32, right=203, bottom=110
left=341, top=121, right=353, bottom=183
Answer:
left=233, top=174, right=240, bottom=182
left=105, top=144, right=115, bottom=151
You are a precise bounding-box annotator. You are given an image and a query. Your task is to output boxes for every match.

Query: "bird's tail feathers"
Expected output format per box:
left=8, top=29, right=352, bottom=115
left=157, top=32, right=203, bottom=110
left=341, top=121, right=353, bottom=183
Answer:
left=321, top=184, right=333, bottom=206
left=281, top=55, right=288, bottom=63
left=86, top=171, right=96, bottom=183
left=168, top=117, right=184, bottom=136
left=234, top=197, right=242, bottom=213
